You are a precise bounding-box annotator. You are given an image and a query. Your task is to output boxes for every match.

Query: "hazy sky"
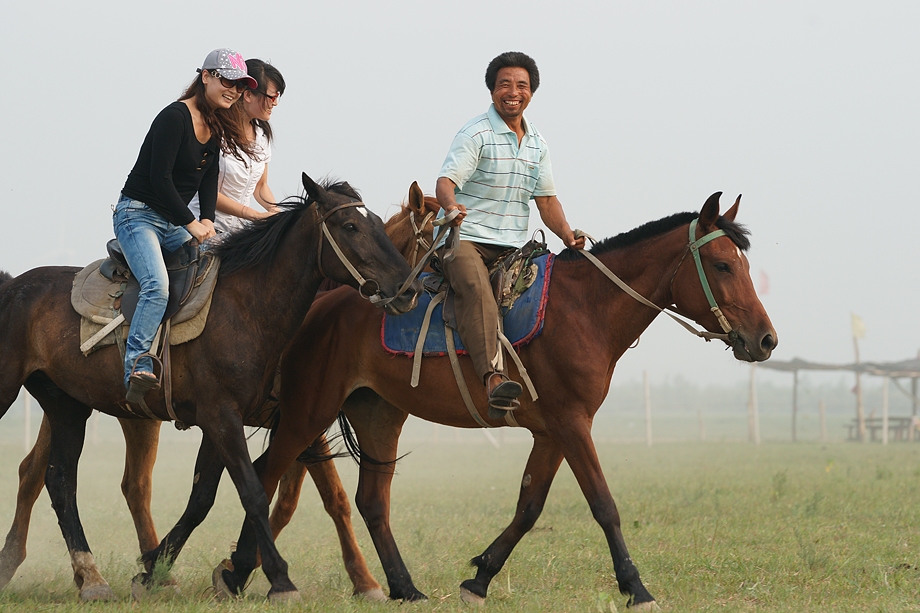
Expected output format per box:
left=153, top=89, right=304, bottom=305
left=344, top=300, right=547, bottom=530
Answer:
left=2, top=1, right=917, bottom=387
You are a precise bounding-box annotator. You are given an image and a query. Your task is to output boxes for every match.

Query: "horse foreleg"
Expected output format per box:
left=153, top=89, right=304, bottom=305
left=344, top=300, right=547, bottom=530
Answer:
left=136, top=431, right=225, bottom=591
left=459, top=432, right=564, bottom=604
left=118, top=418, right=162, bottom=554
left=345, top=398, right=426, bottom=602
left=0, top=415, right=52, bottom=589
left=556, top=425, right=657, bottom=610
left=202, top=413, right=299, bottom=601
left=302, top=437, right=384, bottom=600
left=39, top=398, right=115, bottom=601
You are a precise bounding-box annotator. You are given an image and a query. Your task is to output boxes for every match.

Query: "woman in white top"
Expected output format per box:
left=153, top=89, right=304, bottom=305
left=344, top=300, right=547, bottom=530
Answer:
left=190, top=59, right=285, bottom=233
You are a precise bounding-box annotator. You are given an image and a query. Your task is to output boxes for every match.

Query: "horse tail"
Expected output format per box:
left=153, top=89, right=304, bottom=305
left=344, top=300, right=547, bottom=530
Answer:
left=301, top=410, right=402, bottom=470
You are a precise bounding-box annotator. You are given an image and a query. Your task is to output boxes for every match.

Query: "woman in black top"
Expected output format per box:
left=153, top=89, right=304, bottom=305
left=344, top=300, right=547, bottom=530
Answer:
left=115, top=48, right=256, bottom=402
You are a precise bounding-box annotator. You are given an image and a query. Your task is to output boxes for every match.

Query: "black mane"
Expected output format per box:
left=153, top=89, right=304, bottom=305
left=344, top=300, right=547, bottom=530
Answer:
left=0, top=271, right=12, bottom=285
left=212, top=180, right=361, bottom=276
left=555, top=212, right=750, bottom=261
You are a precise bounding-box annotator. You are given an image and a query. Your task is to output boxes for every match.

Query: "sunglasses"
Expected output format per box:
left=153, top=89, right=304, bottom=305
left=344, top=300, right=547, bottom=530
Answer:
left=256, top=90, right=282, bottom=103
left=209, top=70, right=248, bottom=93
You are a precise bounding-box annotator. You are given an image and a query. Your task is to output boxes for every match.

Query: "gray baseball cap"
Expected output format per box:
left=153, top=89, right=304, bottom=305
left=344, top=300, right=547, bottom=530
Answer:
left=200, top=48, right=257, bottom=89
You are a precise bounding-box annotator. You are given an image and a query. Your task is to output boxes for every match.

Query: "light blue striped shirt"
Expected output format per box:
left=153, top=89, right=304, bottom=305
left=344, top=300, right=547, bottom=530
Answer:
left=438, top=104, right=555, bottom=248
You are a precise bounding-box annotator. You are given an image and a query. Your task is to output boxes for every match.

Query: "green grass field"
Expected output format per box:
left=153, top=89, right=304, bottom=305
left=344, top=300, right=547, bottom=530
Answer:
left=0, top=417, right=918, bottom=612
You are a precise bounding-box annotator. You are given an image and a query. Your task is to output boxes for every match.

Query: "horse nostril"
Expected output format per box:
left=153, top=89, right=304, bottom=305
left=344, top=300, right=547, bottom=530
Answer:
left=761, top=334, right=776, bottom=352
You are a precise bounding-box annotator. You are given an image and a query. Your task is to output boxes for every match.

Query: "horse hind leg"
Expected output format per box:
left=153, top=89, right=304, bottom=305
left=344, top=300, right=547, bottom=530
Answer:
left=32, top=386, right=115, bottom=602
left=459, top=432, right=565, bottom=604
left=0, top=415, right=52, bottom=589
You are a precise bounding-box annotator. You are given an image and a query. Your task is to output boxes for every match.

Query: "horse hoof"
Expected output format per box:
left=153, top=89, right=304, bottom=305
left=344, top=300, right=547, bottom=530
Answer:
left=355, top=587, right=387, bottom=602
left=268, top=589, right=301, bottom=603
left=459, top=586, right=486, bottom=606
left=80, top=583, right=116, bottom=601
left=211, top=559, right=237, bottom=602
left=629, top=600, right=660, bottom=611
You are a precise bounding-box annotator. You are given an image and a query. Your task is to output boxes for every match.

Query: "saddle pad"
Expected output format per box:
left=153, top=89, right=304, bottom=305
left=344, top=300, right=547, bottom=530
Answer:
left=71, top=256, right=220, bottom=353
left=382, top=253, right=554, bottom=356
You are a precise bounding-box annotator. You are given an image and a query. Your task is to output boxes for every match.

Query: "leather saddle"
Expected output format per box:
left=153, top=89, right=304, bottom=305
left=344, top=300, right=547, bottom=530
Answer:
left=99, top=238, right=211, bottom=324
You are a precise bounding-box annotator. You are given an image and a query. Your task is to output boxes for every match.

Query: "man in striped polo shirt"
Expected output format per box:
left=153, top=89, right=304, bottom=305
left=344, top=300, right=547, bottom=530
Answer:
left=435, top=51, right=585, bottom=417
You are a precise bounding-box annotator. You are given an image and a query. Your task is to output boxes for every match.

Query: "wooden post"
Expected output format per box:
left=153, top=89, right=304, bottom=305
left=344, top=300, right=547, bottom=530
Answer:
left=912, top=377, right=918, bottom=441
left=23, top=392, right=31, bottom=454
left=748, top=364, right=760, bottom=445
left=912, top=377, right=918, bottom=417
left=792, top=370, right=799, bottom=443
left=644, top=371, right=652, bottom=447
left=882, top=376, right=889, bottom=446
left=854, top=337, right=866, bottom=442
left=819, top=399, right=827, bottom=442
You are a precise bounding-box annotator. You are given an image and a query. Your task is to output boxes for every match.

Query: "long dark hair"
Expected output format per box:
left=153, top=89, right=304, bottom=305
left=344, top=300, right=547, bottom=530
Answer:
left=179, top=73, right=255, bottom=163
left=245, top=59, right=286, bottom=144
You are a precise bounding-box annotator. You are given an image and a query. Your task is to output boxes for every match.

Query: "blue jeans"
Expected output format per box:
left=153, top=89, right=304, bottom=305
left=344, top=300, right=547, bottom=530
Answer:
left=112, top=195, right=192, bottom=387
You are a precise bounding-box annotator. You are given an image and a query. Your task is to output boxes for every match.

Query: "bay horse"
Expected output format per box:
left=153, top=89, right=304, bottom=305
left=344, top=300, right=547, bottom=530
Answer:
left=218, top=192, right=777, bottom=609
left=0, top=174, right=420, bottom=601
left=0, top=181, right=439, bottom=598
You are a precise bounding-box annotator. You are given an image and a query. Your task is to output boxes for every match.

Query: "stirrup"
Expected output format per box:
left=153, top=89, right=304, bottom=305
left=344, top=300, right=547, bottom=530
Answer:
left=126, top=354, right=162, bottom=404
left=487, top=374, right=522, bottom=419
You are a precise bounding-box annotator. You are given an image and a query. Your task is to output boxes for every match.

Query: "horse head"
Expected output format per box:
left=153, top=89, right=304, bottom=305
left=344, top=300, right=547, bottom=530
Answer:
left=384, top=182, right=437, bottom=269
left=303, top=173, right=421, bottom=315
left=670, top=192, right=777, bottom=362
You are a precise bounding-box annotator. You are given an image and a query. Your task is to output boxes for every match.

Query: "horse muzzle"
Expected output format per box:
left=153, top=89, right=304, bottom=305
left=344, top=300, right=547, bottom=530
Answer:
left=373, top=279, right=421, bottom=316
left=730, top=327, right=777, bottom=362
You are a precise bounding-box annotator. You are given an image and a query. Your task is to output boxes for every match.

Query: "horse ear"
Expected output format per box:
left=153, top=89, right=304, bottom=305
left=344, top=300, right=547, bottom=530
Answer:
left=408, top=181, right=424, bottom=213
left=699, top=192, right=722, bottom=230
left=722, top=194, right=741, bottom=223
left=301, top=172, right=322, bottom=202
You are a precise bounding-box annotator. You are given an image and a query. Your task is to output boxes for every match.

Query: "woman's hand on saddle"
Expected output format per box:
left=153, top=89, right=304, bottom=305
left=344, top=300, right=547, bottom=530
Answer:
left=186, top=219, right=216, bottom=242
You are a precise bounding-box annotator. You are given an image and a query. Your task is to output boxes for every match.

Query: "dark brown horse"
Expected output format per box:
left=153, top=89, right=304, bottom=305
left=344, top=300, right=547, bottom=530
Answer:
left=0, top=182, right=439, bottom=598
left=219, top=192, right=776, bottom=609
left=0, top=174, right=419, bottom=601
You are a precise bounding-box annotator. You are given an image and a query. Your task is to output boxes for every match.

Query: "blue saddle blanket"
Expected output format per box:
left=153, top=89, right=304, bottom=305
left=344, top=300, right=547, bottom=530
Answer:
left=382, top=253, right=554, bottom=356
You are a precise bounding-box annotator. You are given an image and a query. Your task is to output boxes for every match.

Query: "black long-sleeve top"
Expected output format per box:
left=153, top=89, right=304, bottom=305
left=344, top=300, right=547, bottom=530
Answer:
left=122, top=101, right=219, bottom=227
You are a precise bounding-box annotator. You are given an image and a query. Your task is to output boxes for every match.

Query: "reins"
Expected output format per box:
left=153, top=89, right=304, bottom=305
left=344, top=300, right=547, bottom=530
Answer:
left=314, top=201, right=459, bottom=308
left=573, top=221, right=736, bottom=344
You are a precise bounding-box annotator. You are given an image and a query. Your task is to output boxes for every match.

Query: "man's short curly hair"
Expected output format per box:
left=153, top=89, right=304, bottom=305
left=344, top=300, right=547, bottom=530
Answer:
left=485, top=52, right=540, bottom=93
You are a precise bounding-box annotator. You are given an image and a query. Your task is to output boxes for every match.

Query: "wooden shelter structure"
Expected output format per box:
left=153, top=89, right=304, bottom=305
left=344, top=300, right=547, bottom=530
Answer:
left=755, top=357, right=920, bottom=443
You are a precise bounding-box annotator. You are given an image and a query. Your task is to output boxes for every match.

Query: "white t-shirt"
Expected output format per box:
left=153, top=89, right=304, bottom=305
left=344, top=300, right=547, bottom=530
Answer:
left=188, top=125, right=272, bottom=234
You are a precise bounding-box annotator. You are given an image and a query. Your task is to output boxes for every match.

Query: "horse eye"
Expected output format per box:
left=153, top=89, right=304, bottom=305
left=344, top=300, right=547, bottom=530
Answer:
left=344, top=223, right=358, bottom=232
left=714, top=262, right=731, bottom=273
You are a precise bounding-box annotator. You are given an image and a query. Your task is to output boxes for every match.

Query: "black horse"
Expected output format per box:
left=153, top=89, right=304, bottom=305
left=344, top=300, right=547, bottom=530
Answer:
left=0, top=174, right=419, bottom=601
